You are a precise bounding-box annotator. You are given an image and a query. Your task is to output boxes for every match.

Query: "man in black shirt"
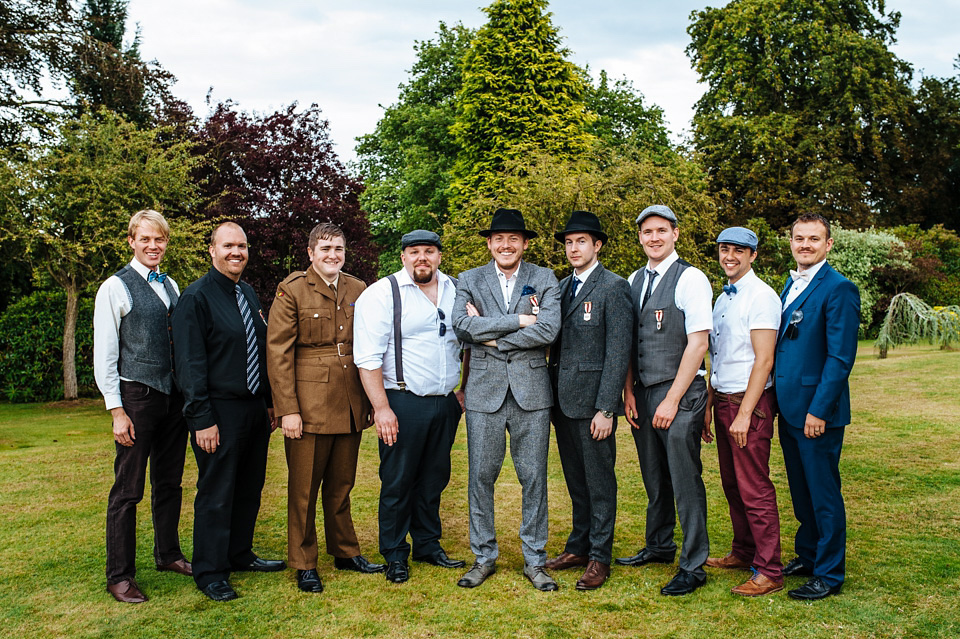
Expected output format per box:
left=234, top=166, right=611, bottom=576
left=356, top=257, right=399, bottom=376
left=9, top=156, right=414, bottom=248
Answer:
left=172, top=222, right=284, bottom=601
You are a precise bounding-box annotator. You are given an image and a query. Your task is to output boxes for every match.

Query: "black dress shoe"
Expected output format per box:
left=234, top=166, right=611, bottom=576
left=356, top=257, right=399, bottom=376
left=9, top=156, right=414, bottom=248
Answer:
left=412, top=549, right=466, bottom=569
left=296, top=569, right=324, bottom=593
left=385, top=560, right=410, bottom=583
left=201, top=580, right=238, bottom=601
left=334, top=555, right=386, bottom=574
left=788, top=577, right=842, bottom=600
left=615, top=547, right=675, bottom=566
left=235, top=557, right=286, bottom=572
left=660, top=569, right=706, bottom=596
left=783, top=557, right=814, bottom=577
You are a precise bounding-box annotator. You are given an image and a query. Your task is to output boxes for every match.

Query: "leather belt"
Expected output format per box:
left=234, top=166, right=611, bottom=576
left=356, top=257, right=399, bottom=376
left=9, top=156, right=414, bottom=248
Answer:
left=295, top=344, right=351, bottom=357
left=714, top=390, right=768, bottom=420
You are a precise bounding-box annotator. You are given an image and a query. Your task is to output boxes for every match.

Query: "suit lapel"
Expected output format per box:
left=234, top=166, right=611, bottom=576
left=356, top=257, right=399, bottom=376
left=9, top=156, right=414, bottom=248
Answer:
left=508, top=261, right=531, bottom=314
left=779, top=263, right=832, bottom=340
left=559, top=275, right=573, bottom=317
left=564, top=264, right=603, bottom=321
left=482, top=262, right=507, bottom=315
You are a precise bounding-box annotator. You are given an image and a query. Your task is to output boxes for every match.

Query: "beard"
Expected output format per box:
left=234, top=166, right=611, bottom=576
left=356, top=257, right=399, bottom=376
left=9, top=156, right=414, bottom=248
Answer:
left=413, top=265, right=435, bottom=284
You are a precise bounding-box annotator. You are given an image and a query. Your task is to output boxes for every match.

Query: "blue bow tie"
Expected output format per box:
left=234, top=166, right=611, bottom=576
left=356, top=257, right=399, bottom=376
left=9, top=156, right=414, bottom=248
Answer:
left=722, top=284, right=737, bottom=295
left=147, top=271, right=168, bottom=283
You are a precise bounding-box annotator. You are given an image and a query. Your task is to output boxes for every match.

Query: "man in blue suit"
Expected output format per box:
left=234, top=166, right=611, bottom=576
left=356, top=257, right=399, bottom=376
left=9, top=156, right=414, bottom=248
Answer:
left=774, top=213, right=860, bottom=601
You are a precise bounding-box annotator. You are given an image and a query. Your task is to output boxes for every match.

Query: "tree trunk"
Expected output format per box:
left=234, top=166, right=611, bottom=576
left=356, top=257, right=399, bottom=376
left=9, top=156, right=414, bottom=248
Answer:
left=879, top=345, right=888, bottom=359
left=62, top=283, right=79, bottom=400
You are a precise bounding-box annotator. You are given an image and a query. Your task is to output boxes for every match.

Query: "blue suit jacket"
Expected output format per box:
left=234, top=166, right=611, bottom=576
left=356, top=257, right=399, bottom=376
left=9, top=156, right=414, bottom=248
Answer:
left=774, top=262, right=860, bottom=429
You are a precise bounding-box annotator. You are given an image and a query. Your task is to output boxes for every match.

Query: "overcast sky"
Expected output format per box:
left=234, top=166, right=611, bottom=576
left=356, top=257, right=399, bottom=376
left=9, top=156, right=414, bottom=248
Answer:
left=127, top=0, right=960, bottom=163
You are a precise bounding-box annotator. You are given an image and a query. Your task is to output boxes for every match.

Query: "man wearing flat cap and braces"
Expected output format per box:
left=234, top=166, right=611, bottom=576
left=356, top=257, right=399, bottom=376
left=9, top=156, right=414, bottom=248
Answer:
left=618, top=204, right=714, bottom=596
left=452, top=208, right=562, bottom=592
left=701, top=227, right=784, bottom=596
left=354, top=230, right=469, bottom=585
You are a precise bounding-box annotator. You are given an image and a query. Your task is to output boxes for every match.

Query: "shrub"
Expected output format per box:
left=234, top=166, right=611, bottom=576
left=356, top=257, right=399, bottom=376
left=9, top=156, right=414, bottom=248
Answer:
left=0, top=290, right=95, bottom=402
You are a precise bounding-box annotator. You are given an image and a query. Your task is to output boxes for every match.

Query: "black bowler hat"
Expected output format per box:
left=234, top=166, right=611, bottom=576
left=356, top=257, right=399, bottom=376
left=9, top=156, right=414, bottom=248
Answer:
left=554, top=210, right=608, bottom=244
left=478, top=208, right=538, bottom=239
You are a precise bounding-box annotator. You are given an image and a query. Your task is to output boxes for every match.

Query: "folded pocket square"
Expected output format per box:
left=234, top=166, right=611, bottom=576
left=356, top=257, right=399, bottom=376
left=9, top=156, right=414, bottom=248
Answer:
left=521, top=285, right=536, bottom=296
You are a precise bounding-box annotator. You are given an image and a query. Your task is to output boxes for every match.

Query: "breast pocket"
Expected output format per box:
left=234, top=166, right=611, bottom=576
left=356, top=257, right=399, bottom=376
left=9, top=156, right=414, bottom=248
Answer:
left=299, top=307, right=331, bottom=345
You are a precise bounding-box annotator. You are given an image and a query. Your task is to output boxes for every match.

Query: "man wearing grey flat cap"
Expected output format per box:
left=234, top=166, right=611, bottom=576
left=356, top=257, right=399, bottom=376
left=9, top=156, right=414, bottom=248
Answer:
left=617, top=204, right=714, bottom=596
left=701, top=227, right=784, bottom=597
left=355, top=229, right=468, bottom=584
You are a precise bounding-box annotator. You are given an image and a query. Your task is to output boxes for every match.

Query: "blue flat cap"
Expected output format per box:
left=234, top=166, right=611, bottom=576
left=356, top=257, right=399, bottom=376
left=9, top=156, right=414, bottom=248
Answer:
left=636, top=204, right=678, bottom=226
left=716, top=226, right=758, bottom=250
left=401, top=229, right=442, bottom=251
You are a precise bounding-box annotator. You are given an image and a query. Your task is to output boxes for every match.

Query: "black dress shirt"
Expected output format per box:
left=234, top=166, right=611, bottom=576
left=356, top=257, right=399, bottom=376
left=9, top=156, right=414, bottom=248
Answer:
left=172, top=268, right=271, bottom=431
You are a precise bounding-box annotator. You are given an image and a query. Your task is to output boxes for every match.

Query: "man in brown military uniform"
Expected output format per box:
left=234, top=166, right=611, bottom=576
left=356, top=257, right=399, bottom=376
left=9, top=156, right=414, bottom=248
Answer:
left=267, top=222, right=384, bottom=594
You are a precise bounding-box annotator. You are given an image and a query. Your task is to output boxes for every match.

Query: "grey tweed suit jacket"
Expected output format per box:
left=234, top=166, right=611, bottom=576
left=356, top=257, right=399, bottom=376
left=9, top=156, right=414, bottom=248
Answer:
left=549, top=263, right=633, bottom=420
left=453, top=260, right=561, bottom=413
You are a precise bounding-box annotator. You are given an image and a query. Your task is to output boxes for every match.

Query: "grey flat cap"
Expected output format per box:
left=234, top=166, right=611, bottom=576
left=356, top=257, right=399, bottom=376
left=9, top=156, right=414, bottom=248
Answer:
left=401, top=229, right=442, bottom=251
left=636, top=204, right=678, bottom=226
left=716, top=226, right=758, bottom=251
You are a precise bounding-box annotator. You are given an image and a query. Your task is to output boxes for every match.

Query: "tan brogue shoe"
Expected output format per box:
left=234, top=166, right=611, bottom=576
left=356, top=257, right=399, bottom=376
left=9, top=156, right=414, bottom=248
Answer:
left=731, top=572, right=784, bottom=597
left=705, top=553, right=751, bottom=570
left=575, top=560, right=610, bottom=590
left=545, top=551, right=589, bottom=571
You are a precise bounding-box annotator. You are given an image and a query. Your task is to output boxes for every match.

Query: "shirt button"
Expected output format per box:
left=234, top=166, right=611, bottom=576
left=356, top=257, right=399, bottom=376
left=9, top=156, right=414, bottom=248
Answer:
left=339, top=325, right=343, bottom=330
left=313, top=313, right=319, bottom=318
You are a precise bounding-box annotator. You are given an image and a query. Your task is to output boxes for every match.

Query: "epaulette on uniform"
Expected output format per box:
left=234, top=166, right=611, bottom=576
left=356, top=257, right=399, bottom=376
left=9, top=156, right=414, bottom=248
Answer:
left=281, top=270, right=309, bottom=285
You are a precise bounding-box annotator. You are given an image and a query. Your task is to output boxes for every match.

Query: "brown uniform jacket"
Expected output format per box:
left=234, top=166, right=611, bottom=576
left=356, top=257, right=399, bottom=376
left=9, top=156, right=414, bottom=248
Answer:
left=267, top=267, right=371, bottom=434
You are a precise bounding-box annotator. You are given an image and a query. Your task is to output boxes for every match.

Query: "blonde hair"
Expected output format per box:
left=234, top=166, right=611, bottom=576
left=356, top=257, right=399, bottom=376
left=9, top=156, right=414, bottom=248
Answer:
left=128, top=209, right=170, bottom=240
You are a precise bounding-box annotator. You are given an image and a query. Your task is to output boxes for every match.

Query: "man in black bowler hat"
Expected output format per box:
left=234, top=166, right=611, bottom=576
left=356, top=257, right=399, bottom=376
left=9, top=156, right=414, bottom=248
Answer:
left=546, top=211, right=633, bottom=590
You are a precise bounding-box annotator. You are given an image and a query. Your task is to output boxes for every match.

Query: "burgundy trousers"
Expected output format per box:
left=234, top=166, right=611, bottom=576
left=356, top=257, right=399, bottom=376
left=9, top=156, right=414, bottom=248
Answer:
left=713, top=388, right=783, bottom=580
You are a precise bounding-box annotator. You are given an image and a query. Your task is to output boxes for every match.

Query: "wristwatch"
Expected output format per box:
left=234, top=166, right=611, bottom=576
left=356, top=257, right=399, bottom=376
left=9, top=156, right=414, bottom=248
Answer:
left=601, top=410, right=614, bottom=419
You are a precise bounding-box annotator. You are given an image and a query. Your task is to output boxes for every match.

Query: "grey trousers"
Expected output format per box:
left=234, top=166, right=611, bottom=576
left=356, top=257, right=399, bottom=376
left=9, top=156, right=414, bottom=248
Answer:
left=631, top=376, right=709, bottom=577
left=465, top=390, right=550, bottom=567
left=553, top=412, right=617, bottom=564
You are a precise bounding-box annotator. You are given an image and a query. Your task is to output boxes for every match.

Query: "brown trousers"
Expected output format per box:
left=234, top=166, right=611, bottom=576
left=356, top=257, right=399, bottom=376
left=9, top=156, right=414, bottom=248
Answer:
left=285, top=431, right=363, bottom=569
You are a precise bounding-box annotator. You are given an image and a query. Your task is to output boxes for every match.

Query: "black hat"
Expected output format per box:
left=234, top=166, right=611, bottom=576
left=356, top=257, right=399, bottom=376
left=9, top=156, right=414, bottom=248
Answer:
left=401, top=229, right=442, bottom=251
left=554, top=210, right=608, bottom=244
left=478, top=208, right=538, bottom=239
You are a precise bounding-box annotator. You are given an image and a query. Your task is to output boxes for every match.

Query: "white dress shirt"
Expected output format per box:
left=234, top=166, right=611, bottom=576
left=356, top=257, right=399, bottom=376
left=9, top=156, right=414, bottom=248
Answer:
left=783, top=259, right=827, bottom=308
left=353, top=268, right=462, bottom=396
left=627, top=250, right=714, bottom=335
left=93, top=259, right=179, bottom=410
left=496, top=263, right=521, bottom=308
left=710, top=269, right=782, bottom=393
left=571, top=260, right=600, bottom=298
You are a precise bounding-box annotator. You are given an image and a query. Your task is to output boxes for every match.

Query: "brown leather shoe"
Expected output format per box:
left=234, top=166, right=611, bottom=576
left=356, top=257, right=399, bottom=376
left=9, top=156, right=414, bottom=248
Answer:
left=704, top=553, right=751, bottom=570
left=545, top=552, right=589, bottom=571
left=157, top=558, right=193, bottom=576
left=575, top=560, right=610, bottom=590
left=731, top=572, right=784, bottom=597
left=107, top=579, right=148, bottom=603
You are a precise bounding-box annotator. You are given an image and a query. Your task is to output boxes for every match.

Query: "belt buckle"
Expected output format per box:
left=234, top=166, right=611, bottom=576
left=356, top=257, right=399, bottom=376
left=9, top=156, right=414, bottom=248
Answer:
left=337, top=343, right=345, bottom=357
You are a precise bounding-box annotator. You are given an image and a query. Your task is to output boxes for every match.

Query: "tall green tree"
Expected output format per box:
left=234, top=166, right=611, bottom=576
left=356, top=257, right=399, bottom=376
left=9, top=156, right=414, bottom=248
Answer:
left=584, top=70, right=672, bottom=158
left=687, top=0, right=914, bottom=229
left=354, top=22, right=474, bottom=274
left=450, top=0, right=595, bottom=204
left=0, top=110, right=206, bottom=399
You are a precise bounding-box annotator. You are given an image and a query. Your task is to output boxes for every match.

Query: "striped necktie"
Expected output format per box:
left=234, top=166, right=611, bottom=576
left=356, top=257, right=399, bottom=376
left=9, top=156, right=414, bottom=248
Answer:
left=235, top=284, right=260, bottom=395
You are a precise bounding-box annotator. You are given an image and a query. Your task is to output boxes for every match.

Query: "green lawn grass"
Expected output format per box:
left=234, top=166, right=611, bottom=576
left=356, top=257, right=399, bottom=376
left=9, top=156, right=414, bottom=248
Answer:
left=1, top=342, right=957, bottom=639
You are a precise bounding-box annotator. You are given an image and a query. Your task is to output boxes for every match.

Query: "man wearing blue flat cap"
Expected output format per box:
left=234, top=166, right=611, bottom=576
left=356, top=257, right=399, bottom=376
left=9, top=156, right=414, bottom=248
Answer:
left=702, top=227, right=784, bottom=596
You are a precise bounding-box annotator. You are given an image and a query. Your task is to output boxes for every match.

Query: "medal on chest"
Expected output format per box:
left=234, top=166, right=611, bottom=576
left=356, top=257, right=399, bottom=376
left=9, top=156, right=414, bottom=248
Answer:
left=529, top=294, right=540, bottom=315
left=655, top=309, right=663, bottom=330
left=583, top=301, right=592, bottom=321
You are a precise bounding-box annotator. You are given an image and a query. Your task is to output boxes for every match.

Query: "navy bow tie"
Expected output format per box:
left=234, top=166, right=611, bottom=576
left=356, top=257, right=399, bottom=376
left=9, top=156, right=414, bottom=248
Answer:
left=722, top=284, right=737, bottom=295
left=147, top=271, right=167, bottom=283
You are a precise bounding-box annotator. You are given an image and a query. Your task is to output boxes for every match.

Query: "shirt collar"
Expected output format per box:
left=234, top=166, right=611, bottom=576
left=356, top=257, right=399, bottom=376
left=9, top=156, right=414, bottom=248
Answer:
left=129, top=258, right=157, bottom=281
left=573, top=260, right=601, bottom=284
left=728, top=268, right=759, bottom=291
left=209, top=266, right=240, bottom=292
left=496, top=261, right=522, bottom=281
left=795, top=259, right=827, bottom=281
left=645, top=250, right=679, bottom=276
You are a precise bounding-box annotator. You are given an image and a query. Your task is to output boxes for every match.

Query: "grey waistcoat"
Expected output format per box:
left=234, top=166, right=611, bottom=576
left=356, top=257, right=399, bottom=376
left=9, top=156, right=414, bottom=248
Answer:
left=116, top=265, right=179, bottom=394
left=631, top=259, right=693, bottom=387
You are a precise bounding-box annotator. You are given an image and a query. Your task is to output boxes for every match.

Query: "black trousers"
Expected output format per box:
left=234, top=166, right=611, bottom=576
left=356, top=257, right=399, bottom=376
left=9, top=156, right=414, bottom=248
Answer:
left=378, top=390, right=460, bottom=562
left=106, top=381, right=188, bottom=584
left=191, top=396, right=271, bottom=589
left=553, top=412, right=618, bottom=564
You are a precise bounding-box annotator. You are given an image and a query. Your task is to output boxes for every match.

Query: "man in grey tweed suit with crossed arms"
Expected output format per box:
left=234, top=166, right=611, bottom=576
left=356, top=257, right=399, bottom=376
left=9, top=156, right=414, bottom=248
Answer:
left=452, top=208, right=561, bottom=591
left=546, top=211, right=633, bottom=591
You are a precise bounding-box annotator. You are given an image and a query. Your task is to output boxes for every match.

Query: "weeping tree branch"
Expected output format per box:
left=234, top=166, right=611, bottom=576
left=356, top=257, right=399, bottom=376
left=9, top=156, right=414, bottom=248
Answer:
left=874, top=293, right=960, bottom=358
